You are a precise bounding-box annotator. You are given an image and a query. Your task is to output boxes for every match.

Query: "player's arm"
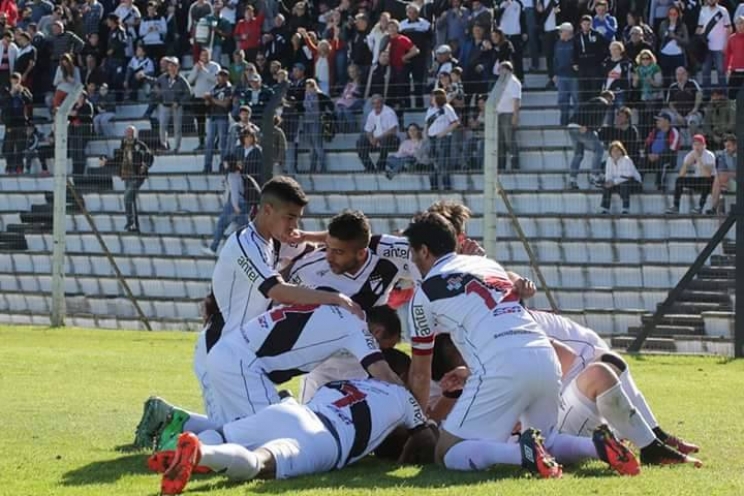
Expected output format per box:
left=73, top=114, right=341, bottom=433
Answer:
left=408, top=289, right=436, bottom=410
left=398, top=389, right=437, bottom=465
left=348, top=325, right=406, bottom=387
left=507, top=271, right=536, bottom=299
left=370, top=234, right=420, bottom=282
left=268, top=283, right=362, bottom=318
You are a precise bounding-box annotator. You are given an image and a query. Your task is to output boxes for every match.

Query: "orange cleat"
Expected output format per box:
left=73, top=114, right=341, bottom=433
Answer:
left=592, top=425, right=641, bottom=476
left=641, top=440, right=703, bottom=468
left=148, top=450, right=211, bottom=474
left=664, top=434, right=700, bottom=455
left=519, top=428, right=563, bottom=479
left=160, top=432, right=202, bottom=495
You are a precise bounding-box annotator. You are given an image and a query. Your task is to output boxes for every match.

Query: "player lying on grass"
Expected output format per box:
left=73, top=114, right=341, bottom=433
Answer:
left=404, top=212, right=640, bottom=478
left=136, top=304, right=405, bottom=456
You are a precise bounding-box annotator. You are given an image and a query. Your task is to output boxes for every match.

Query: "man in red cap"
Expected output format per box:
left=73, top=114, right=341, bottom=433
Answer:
left=666, top=134, right=716, bottom=214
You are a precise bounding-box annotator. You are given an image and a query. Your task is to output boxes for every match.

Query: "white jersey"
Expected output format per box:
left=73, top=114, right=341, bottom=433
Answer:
left=308, top=379, right=426, bottom=467
left=223, top=304, right=384, bottom=384
left=409, top=253, right=551, bottom=375
left=211, top=222, right=308, bottom=333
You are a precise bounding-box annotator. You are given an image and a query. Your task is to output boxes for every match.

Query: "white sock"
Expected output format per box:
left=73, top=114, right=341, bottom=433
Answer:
left=183, top=412, right=219, bottom=434
left=596, top=383, right=656, bottom=448
left=197, top=429, right=225, bottom=446
left=199, top=443, right=262, bottom=481
left=442, top=440, right=522, bottom=470
left=545, top=432, right=598, bottom=465
left=618, top=369, right=659, bottom=429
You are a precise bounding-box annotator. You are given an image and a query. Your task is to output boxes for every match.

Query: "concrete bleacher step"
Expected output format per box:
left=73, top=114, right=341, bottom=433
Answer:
left=611, top=335, right=678, bottom=352
left=628, top=325, right=703, bottom=337
left=677, top=290, right=731, bottom=305
left=688, top=278, right=735, bottom=291
left=641, top=313, right=705, bottom=332
left=662, top=301, right=732, bottom=315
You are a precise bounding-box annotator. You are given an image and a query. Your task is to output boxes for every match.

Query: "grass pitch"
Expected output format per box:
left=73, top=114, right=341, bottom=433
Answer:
left=1, top=325, right=743, bottom=496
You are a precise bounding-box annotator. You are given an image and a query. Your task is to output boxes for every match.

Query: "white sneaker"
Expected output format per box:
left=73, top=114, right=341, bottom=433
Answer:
left=201, top=246, right=217, bottom=257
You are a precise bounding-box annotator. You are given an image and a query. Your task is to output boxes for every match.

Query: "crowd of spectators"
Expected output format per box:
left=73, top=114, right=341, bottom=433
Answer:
left=0, top=0, right=739, bottom=209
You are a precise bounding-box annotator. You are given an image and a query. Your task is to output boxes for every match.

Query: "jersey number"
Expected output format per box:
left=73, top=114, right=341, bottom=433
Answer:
left=465, top=277, right=517, bottom=309
left=269, top=304, right=319, bottom=322
left=332, top=383, right=368, bottom=408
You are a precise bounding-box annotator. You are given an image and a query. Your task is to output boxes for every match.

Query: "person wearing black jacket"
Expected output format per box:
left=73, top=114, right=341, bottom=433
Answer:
left=113, top=125, right=154, bottom=232
left=283, top=62, right=306, bottom=173
left=574, top=15, right=609, bottom=101
left=599, top=106, right=641, bottom=165
left=400, top=3, right=432, bottom=108
left=567, top=91, right=614, bottom=189
left=300, top=78, right=334, bottom=172
left=1, top=73, right=33, bottom=174
left=105, top=13, right=128, bottom=102
left=68, top=91, right=94, bottom=176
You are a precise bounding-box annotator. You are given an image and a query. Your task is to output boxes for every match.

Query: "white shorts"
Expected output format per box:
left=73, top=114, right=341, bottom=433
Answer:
left=223, top=398, right=339, bottom=479
left=205, top=337, right=280, bottom=425
left=443, top=345, right=562, bottom=441
left=193, top=331, right=223, bottom=422
left=558, top=378, right=602, bottom=437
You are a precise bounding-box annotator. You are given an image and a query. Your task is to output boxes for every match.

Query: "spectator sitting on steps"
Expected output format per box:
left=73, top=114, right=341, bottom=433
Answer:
left=666, top=134, right=716, bottom=215
left=600, top=140, right=642, bottom=215
left=356, top=94, right=400, bottom=172
left=702, top=86, right=735, bottom=150
left=567, top=90, right=614, bottom=190
left=707, top=134, right=737, bottom=215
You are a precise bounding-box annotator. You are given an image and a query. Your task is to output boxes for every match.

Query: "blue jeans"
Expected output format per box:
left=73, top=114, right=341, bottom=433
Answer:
left=429, top=135, right=453, bottom=190
left=210, top=198, right=248, bottom=251
left=702, top=50, right=724, bottom=96
left=204, top=116, right=229, bottom=173
left=335, top=100, right=363, bottom=133
left=568, top=127, right=604, bottom=179
left=387, top=155, right=416, bottom=174
left=524, top=8, right=539, bottom=67
left=557, top=76, right=579, bottom=126
left=303, top=122, right=326, bottom=172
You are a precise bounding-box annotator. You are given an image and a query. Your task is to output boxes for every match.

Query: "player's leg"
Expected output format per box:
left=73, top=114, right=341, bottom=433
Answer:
left=600, top=352, right=700, bottom=454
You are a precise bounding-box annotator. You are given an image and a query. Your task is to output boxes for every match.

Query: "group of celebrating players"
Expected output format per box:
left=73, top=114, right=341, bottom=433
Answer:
left=131, top=176, right=702, bottom=495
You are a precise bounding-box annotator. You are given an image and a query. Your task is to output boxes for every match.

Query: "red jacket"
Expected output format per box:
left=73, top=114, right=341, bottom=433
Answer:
left=234, top=14, right=264, bottom=52
left=724, top=32, right=744, bottom=72
left=0, top=0, right=18, bottom=26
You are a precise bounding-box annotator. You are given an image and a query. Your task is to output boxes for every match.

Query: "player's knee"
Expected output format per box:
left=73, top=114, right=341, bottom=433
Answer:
left=576, top=362, right=619, bottom=400
left=434, top=429, right=461, bottom=466
left=598, top=352, right=627, bottom=374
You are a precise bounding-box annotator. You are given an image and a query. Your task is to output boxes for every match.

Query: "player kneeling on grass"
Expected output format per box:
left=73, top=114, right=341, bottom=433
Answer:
left=155, top=376, right=437, bottom=495
left=403, top=213, right=640, bottom=479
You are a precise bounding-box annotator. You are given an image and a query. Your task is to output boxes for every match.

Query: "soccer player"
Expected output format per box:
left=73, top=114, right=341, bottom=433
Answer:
left=404, top=212, right=639, bottom=477
left=134, top=176, right=363, bottom=449
left=155, top=378, right=438, bottom=495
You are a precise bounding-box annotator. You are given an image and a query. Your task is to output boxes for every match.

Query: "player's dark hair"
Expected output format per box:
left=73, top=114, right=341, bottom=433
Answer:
left=403, top=212, right=457, bottom=256
left=431, top=334, right=465, bottom=381
left=366, top=305, right=402, bottom=342
left=382, top=347, right=411, bottom=380
left=260, top=175, right=308, bottom=208
left=328, top=209, right=371, bottom=248
left=427, top=200, right=471, bottom=236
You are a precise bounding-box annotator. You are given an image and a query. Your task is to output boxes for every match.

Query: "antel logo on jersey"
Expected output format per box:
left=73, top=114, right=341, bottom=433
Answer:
left=412, top=305, right=432, bottom=336
left=237, top=256, right=260, bottom=283
left=408, top=394, right=426, bottom=424
left=363, top=331, right=377, bottom=350
left=382, top=247, right=409, bottom=259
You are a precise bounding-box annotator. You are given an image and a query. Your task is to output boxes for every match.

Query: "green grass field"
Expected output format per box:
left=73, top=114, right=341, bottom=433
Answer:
left=1, top=325, right=743, bottom=496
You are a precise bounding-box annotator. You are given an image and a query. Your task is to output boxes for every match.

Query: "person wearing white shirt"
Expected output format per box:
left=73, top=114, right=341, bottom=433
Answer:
left=666, top=134, right=717, bottom=214
left=425, top=88, right=460, bottom=190
left=495, top=62, right=521, bottom=170
left=600, top=141, right=642, bottom=214
left=356, top=94, right=400, bottom=171
left=188, top=48, right=221, bottom=151
left=697, top=0, right=732, bottom=96
left=497, top=0, right=524, bottom=80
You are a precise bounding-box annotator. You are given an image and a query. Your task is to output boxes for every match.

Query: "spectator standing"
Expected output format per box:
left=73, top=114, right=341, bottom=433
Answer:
left=187, top=0, right=213, bottom=61
left=666, top=134, right=716, bottom=214
left=624, top=26, right=653, bottom=67
left=68, top=91, right=94, bottom=176
left=567, top=91, right=613, bottom=189
left=226, top=105, right=260, bottom=157
left=113, top=0, right=141, bottom=59
left=233, top=72, right=272, bottom=123
left=592, top=0, right=617, bottom=41
left=537, top=0, right=559, bottom=88
left=658, top=6, right=689, bottom=86
left=666, top=66, right=703, bottom=140
left=554, top=22, right=578, bottom=125
left=468, top=0, right=492, bottom=34
left=283, top=62, right=306, bottom=174
left=643, top=110, right=682, bottom=190
left=1, top=72, right=31, bottom=174
left=29, top=0, right=53, bottom=24
left=600, top=140, right=642, bottom=214
left=202, top=0, right=233, bottom=64
left=124, top=44, right=154, bottom=101
left=575, top=15, right=609, bottom=100
left=236, top=129, right=263, bottom=179
left=203, top=69, right=233, bottom=174
left=163, top=3, right=179, bottom=57
left=14, top=31, right=36, bottom=90
left=696, top=0, right=731, bottom=96
left=496, top=0, right=524, bottom=81
left=436, top=0, right=469, bottom=50
left=622, top=11, right=656, bottom=47
left=117, top=125, right=153, bottom=233
left=90, top=82, right=116, bottom=137
left=299, top=27, right=337, bottom=95
left=79, top=0, right=102, bottom=37
left=24, top=124, right=52, bottom=175
left=0, top=30, right=18, bottom=89
left=495, top=61, right=521, bottom=170
left=105, top=13, right=128, bottom=101
left=153, top=56, right=191, bottom=152
left=356, top=94, right=399, bottom=172
left=386, top=123, right=424, bottom=178
left=203, top=158, right=248, bottom=256
left=599, top=106, right=642, bottom=163
left=187, top=47, right=220, bottom=152
left=702, top=86, right=735, bottom=148
left=335, top=64, right=363, bottom=132
left=425, top=88, right=460, bottom=190
left=367, top=12, right=390, bottom=66
left=234, top=5, right=264, bottom=61
left=271, top=115, right=287, bottom=175
left=725, top=16, right=744, bottom=99
left=465, top=93, right=486, bottom=169
left=300, top=78, right=333, bottom=172
left=522, top=0, right=540, bottom=72
left=228, top=49, right=248, bottom=86
left=386, top=20, right=420, bottom=108
left=401, top=3, right=433, bottom=108
left=0, top=0, right=18, bottom=27
left=632, top=49, right=664, bottom=137
left=51, top=53, right=80, bottom=109
left=707, top=134, right=736, bottom=214
left=138, top=2, right=166, bottom=63
left=601, top=41, right=632, bottom=108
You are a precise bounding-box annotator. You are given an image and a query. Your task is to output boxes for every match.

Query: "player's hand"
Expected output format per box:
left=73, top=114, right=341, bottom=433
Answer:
left=334, top=293, right=365, bottom=320
left=439, top=366, right=469, bottom=392
left=460, top=238, right=485, bottom=256
left=513, top=277, right=536, bottom=299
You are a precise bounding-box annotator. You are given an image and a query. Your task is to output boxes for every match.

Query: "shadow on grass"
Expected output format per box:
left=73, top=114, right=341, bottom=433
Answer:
left=61, top=453, right=150, bottom=486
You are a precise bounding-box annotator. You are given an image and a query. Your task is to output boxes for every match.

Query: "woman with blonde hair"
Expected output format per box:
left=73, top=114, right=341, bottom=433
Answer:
left=631, top=48, right=663, bottom=137
left=601, top=140, right=642, bottom=214
left=601, top=41, right=633, bottom=108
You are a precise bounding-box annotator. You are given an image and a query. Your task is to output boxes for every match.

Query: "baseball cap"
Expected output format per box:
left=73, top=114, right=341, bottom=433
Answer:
left=655, top=110, right=673, bottom=122
left=163, top=56, right=179, bottom=66
left=558, top=22, right=574, bottom=32
left=436, top=44, right=452, bottom=55
left=249, top=73, right=261, bottom=82
left=692, top=134, right=706, bottom=146
left=630, top=26, right=643, bottom=35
